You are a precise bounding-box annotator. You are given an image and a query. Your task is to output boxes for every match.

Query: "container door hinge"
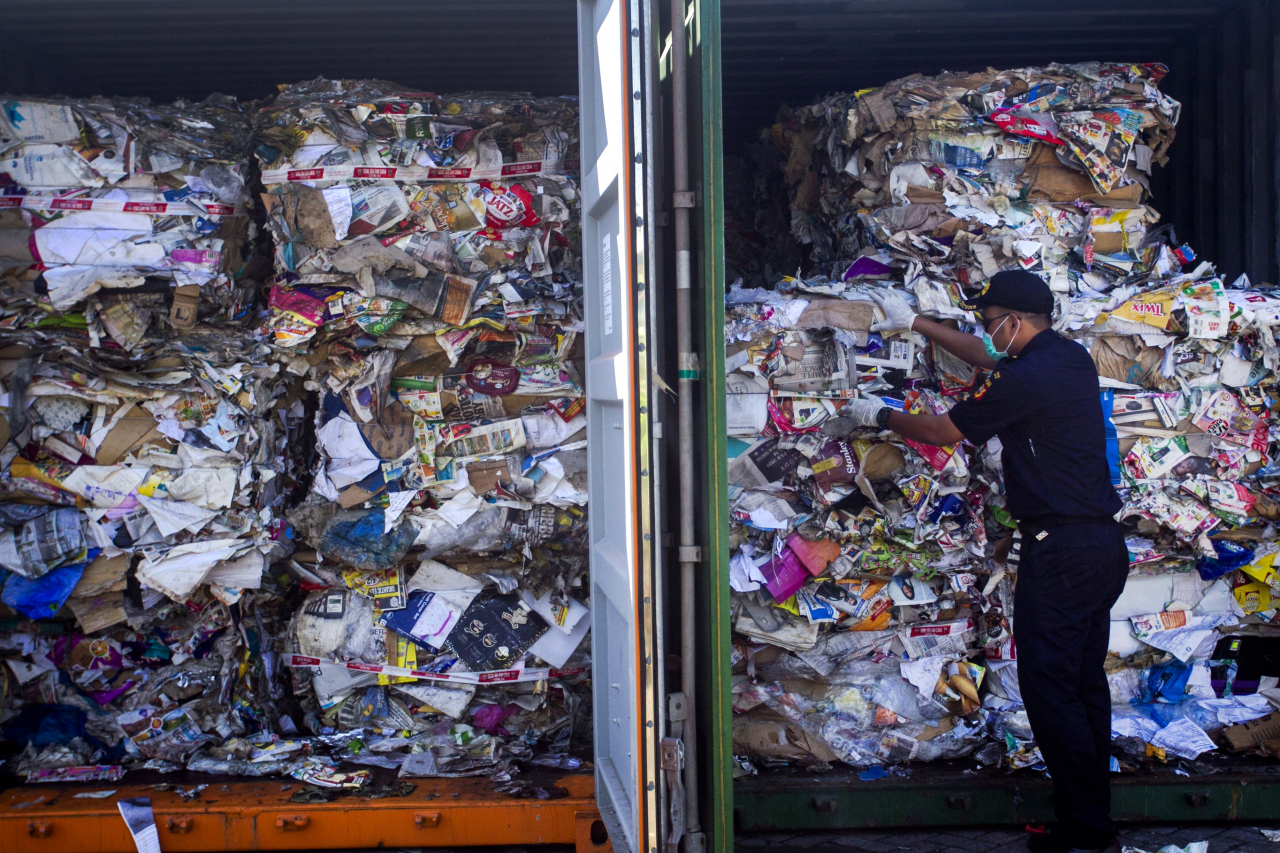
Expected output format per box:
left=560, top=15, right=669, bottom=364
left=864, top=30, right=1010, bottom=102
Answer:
left=678, top=546, right=701, bottom=563
left=661, top=736, right=685, bottom=853
left=673, top=191, right=696, bottom=208
left=667, top=692, right=687, bottom=740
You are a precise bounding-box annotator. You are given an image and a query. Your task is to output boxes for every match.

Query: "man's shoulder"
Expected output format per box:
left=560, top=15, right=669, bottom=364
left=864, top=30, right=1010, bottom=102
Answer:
left=1020, top=332, right=1095, bottom=373
left=972, top=364, right=1021, bottom=401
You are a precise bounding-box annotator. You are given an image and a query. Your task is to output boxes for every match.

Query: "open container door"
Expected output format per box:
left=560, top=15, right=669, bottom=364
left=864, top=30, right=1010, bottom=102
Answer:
left=578, top=2, right=666, bottom=853
left=670, top=1, right=734, bottom=852
left=711, top=0, right=1280, bottom=838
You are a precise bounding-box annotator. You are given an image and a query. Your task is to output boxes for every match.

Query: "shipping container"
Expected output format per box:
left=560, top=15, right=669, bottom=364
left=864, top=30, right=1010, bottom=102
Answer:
left=3, top=2, right=1280, bottom=853
left=687, top=2, right=1280, bottom=851
left=0, top=2, right=664, bottom=852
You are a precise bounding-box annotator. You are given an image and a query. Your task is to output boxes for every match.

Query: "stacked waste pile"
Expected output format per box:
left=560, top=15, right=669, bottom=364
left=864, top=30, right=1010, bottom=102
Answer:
left=0, top=95, right=312, bottom=781
left=1, top=94, right=258, bottom=322
left=726, top=63, right=1280, bottom=774
left=0, top=80, right=590, bottom=789
left=254, top=80, right=591, bottom=787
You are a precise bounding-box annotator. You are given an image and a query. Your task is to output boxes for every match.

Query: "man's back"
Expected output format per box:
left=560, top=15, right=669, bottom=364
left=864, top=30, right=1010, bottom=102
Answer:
left=949, top=328, right=1122, bottom=522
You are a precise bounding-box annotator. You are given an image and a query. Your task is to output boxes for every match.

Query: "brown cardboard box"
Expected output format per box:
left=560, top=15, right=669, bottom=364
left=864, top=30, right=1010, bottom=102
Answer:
left=1091, top=336, right=1167, bottom=389
left=71, top=554, right=130, bottom=598
left=392, top=335, right=447, bottom=375
left=169, top=284, right=201, bottom=329
left=357, top=407, right=417, bottom=462
left=797, top=298, right=876, bottom=333
left=95, top=416, right=171, bottom=465
left=67, top=592, right=128, bottom=634
left=1024, top=165, right=1097, bottom=203
left=338, top=482, right=384, bottom=508
left=1222, top=711, right=1280, bottom=753
left=466, top=458, right=514, bottom=495
left=904, top=184, right=946, bottom=205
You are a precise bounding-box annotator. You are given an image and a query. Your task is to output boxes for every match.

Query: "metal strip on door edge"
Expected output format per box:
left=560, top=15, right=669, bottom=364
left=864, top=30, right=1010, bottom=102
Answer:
left=624, top=2, right=664, bottom=853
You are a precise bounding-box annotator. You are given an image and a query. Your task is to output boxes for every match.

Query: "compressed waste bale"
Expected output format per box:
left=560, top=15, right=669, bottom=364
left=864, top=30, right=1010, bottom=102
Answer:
left=0, top=87, right=300, bottom=778
left=725, top=62, right=1280, bottom=775
left=256, top=81, right=592, bottom=784
left=0, top=80, right=591, bottom=792
left=1, top=94, right=258, bottom=322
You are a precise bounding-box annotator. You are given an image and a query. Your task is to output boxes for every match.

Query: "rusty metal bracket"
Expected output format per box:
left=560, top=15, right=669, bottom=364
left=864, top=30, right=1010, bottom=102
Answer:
left=26, top=819, right=52, bottom=838
left=668, top=691, right=687, bottom=742
left=276, top=814, right=311, bottom=831
left=167, top=815, right=193, bottom=834
left=415, top=811, right=442, bottom=828
left=661, top=737, right=686, bottom=853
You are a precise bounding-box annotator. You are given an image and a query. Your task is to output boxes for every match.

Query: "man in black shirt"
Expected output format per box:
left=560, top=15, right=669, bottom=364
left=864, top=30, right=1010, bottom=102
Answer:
left=848, top=270, right=1127, bottom=853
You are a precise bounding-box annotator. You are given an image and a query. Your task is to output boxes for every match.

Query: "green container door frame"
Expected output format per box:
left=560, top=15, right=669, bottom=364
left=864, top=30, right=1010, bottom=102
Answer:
left=681, top=0, right=733, bottom=851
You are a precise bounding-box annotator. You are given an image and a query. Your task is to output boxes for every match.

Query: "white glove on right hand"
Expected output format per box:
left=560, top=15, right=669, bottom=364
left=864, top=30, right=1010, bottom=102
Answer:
left=846, top=396, right=888, bottom=428
left=869, top=289, right=918, bottom=336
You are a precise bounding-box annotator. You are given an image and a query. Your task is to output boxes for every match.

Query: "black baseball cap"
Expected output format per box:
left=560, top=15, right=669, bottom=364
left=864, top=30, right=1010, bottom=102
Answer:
left=960, top=269, right=1055, bottom=315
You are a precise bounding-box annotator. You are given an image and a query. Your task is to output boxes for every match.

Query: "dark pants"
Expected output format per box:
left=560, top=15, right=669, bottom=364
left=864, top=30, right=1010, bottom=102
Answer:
left=1014, top=520, right=1129, bottom=849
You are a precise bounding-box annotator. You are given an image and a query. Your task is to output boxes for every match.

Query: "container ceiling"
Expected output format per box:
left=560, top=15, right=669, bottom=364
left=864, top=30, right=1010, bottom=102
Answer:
left=0, top=0, right=581, bottom=103
left=718, top=0, right=1233, bottom=144
left=2, top=0, right=1231, bottom=139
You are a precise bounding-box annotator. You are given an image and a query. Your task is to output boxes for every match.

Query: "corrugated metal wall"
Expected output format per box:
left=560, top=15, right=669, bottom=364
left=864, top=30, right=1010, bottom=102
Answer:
left=718, top=0, right=1280, bottom=284
left=1166, top=0, right=1280, bottom=285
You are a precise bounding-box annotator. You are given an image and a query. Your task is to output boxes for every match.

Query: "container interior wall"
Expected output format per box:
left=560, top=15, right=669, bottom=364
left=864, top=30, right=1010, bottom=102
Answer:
left=718, top=0, right=1280, bottom=285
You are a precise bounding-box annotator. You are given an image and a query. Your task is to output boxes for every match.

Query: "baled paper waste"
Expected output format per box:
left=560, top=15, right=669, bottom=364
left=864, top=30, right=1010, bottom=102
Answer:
left=0, top=81, right=591, bottom=790
left=724, top=62, right=1280, bottom=775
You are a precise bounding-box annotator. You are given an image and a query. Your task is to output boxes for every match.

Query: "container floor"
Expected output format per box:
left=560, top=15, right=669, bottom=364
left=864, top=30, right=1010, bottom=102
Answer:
left=734, top=756, right=1280, bottom=831
left=735, top=823, right=1280, bottom=853
left=0, top=770, right=610, bottom=853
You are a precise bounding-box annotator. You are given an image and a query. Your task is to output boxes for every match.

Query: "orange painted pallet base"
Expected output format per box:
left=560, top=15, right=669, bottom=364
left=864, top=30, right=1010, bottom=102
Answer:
left=0, top=773, right=613, bottom=853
